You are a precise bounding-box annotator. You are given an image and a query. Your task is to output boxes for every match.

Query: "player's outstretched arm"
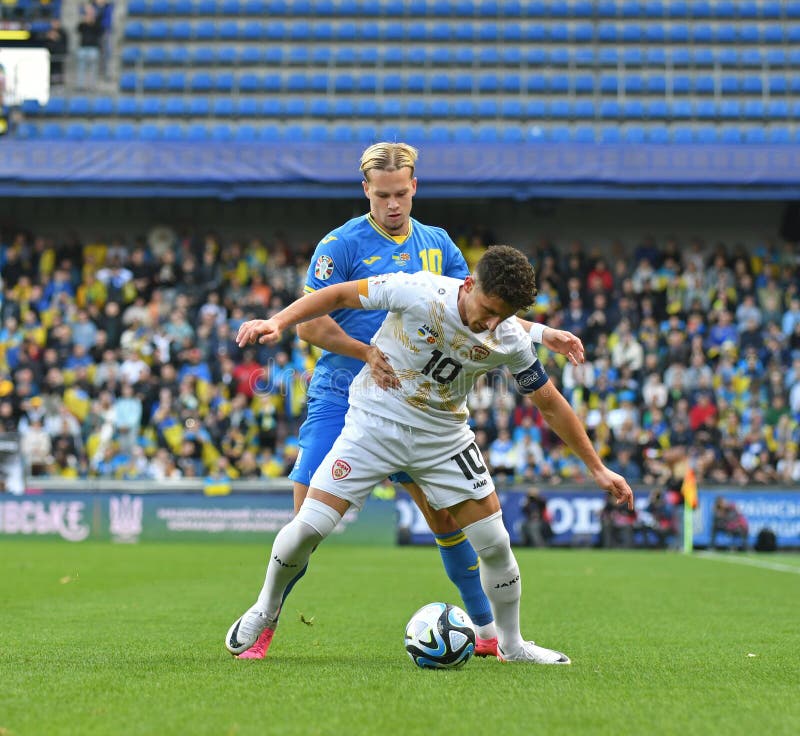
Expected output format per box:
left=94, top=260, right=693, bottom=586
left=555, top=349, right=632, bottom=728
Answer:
left=530, top=378, right=634, bottom=509
left=297, top=316, right=399, bottom=389
left=516, top=317, right=585, bottom=365
left=236, top=281, right=363, bottom=347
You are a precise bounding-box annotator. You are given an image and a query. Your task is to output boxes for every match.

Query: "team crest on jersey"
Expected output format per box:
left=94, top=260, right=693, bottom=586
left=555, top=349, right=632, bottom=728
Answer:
left=314, top=255, right=335, bottom=280
left=417, top=324, right=439, bottom=344
left=332, top=459, right=352, bottom=480
left=391, top=252, right=411, bottom=268
left=469, top=345, right=491, bottom=361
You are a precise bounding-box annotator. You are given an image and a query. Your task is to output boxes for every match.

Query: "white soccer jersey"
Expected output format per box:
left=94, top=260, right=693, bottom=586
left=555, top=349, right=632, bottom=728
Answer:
left=351, top=271, right=547, bottom=430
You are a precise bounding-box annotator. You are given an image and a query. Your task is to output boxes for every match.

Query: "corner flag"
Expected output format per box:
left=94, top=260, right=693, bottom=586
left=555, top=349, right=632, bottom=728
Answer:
left=682, top=468, right=698, bottom=553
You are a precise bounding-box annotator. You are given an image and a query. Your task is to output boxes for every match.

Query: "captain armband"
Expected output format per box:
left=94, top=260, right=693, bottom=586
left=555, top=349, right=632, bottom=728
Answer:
left=513, top=360, right=549, bottom=394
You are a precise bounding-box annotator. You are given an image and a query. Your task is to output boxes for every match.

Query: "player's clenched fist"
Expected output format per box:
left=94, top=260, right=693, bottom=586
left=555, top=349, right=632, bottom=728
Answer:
left=236, top=319, right=281, bottom=347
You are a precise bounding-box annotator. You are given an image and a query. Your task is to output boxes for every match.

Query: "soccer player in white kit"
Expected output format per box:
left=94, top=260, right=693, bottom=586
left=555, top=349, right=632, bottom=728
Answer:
left=228, top=245, right=634, bottom=664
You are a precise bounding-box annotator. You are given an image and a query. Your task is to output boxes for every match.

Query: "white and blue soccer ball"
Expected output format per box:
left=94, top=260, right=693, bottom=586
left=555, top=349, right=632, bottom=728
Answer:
left=404, top=602, right=475, bottom=669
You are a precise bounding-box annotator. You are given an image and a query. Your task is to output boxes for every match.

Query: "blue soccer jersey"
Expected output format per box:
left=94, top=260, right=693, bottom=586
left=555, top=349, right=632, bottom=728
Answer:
left=302, top=214, right=469, bottom=406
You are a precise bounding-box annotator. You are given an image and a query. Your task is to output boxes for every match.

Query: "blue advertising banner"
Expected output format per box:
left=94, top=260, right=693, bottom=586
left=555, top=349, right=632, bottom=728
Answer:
left=692, top=490, right=800, bottom=548
left=397, top=488, right=800, bottom=548
left=0, top=493, right=396, bottom=544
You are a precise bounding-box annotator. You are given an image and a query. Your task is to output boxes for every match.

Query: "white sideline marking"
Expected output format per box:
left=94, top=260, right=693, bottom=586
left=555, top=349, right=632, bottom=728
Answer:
left=696, top=552, right=800, bottom=575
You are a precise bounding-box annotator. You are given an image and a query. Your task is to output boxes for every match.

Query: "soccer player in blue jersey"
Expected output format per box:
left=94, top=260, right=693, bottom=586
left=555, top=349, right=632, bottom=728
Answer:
left=235, top=142, right=585, bottom=660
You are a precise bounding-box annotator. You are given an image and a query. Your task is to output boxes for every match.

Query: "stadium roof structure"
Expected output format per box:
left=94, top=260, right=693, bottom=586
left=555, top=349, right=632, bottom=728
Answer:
left=2, top=141, right=800, bottom=200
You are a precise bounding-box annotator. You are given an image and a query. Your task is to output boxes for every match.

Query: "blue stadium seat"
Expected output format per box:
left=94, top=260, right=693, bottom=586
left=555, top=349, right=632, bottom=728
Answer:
left=91, top=97, right=114, bottom=116
left=742, top=127, right=766, bottom=144
left=427, top=99, right=449, bottom=118
left=623, top=48, right=644, bottom=66
left=762, top=25, right=783, bottom=44
left=573, top=100, right=595, bottom=119
left=140, top=98, right=162, bottom=117
left=234, top=98, right=259, bottom=117
left=476, top=99, right=498, bottom=118
left=65, top=123, right=88, bottom=140
left=719, top=127, right=743, bottom=144
left=355, top=99, right=379, bottom=117
left=405, top=99, right=425, bottom=118
left=597, top=48, right=619, bottom=66
left=599, top=74, right=618, bottom=95
left=741, top=76, right=763, bottom=95
left=501, top=100, right=524, bottom=119
left=574, top=74, right=594, bottom=95
left=695, top=100, right=717, bottom=119
left=212, top=99, right=235, bottom=117
left=358, top=73, right=378, bottom=93
left=768, top=75, right=788, bottom=95
left=548, top=48, right=569, bottom=67
left=187, top=98, right=210, bottom=117
left=125, top=21, right=144, bottom=40
left=452, top=99, right=475, bottom=118
left=406, top=73, right=426, bottom=93
left=194, top=21, right=215, bottom=40
left=163, top=98, right=187, bottom=117
left=142, top=72, right=166, bottom=92
left=766, top=100, right=789, bottom=118
left=171, top=21, right=191, bottom=40
left=128, top=0, right=146, bottom=15
left=671, top=126, right=694, bottom=144
left=624, top=75, right=644, bottom=94
left=599, top=126, right=621, bottom=144
left=525, top=100, right=546, bottom=118
left=692, top=48, right=714, bottom=67
left=623, top=126, right=646, bottom=143
left=255, top=125, right=281, bottom=142
left=112, top=123, right=136, bottom=140
left=87, top=123, right=113, bottom=141
left=743, top=100, right=765, bottom=119
left=189, top=72, right=213, bottom=92
left=719, top=76, right=740, bottom=95
left=383, top=73, right=402, bottom=93
left=333, top=73, right=355, bottom=93
left=672, top=75, right=691, bottom=94
left=147, top=21, right=168, bottom=40
left=161, top=124, right=184, bottom=142
left=767, top=127, right=792, bottom=144
left=138, top=123, right=161, bottom=141
left=599, top=100, right=621, bottom=118
left=693, top=75, right=715, bottom=95
left=667, top=23, right=688, bottom=43
left=671, top=100, right=693, bottom=118
left=119, top=72, right=137, bottom=92
left=67, top=97, right=91, bottom=116
left=622, top=100, right=645, bottom=118
left=646, top=125, right=670, bottom=143
left=549, top=100, right=571, bottom=119
left=121, top=48, right=141, bottom=67
left=719, top=100, right=741, bottom=118
left=573, top=48, right=596, bottom=66
left=670, top=47, right=691, bottom=66
left=717, top=48, right=739, bottom=66
left=284, top=99, right=306, bottom=117
left=261, top=99, right=282, bottom=117
left=695, top=126, right=719, bottom=143
left=166, top=72, right=187, bottom=92
left=646, top=99, right=669, bottom=118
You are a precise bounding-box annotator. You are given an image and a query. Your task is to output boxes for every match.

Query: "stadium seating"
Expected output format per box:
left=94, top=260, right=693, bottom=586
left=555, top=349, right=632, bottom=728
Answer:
left=15, top=0, right=800, bottom=142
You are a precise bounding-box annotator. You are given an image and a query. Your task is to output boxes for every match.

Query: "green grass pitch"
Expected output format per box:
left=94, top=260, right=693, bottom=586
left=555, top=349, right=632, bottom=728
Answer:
left=2, top=540, right=799, bottom=736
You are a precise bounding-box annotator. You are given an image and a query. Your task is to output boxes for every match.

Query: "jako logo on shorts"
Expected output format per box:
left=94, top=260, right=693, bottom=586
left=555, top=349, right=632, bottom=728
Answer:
left=332, top=459, right=352, bottom=480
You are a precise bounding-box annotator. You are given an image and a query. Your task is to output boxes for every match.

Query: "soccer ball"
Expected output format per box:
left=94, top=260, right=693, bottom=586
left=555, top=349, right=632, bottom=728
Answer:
left=404, top=602, right=475, bottom=669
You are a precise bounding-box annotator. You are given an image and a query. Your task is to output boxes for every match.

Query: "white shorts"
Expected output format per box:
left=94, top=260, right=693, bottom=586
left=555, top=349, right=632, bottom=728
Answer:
left=309, top=406, right=495, bottom=511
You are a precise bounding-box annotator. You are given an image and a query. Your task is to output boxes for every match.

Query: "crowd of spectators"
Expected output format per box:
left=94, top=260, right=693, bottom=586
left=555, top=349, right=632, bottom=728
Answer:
left=1, top=224, right=799, bottom=491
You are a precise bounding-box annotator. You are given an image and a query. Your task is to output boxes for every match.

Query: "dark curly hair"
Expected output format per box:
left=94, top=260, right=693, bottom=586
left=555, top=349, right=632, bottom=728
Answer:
left=474, top=245, right=538, bottom=312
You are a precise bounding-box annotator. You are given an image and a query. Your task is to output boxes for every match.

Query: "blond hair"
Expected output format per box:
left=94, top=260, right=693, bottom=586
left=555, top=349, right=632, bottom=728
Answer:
left=359, top=142, right=419, bottom=181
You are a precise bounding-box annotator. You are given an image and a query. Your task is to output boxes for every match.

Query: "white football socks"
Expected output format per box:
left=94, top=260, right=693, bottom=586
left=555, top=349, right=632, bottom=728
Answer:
left=255, top=498, right=342, bottom=622
left=462, top=511, right=525, bottom=654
